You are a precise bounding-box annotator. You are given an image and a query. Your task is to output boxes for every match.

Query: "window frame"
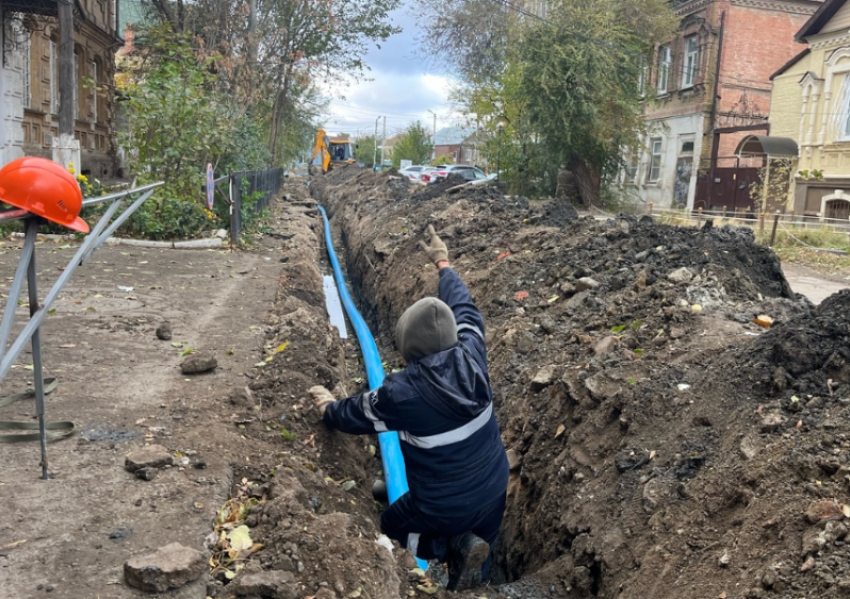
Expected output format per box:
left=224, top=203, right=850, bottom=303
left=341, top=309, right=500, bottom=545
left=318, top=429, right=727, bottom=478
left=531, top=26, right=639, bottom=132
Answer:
left=682, top=35, right=698, bottom=88
left=648, top=138, right=663, bottom=183
left=657, top=45, right=671, bottom=94
left=91, top=60, right=98, bottom=122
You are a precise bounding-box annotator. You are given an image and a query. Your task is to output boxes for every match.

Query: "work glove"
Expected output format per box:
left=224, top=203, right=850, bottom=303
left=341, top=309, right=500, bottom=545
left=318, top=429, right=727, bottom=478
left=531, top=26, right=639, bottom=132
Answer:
left=418, top=225, right=448, bottom=265
left=310, top=385, right=336, bottom=416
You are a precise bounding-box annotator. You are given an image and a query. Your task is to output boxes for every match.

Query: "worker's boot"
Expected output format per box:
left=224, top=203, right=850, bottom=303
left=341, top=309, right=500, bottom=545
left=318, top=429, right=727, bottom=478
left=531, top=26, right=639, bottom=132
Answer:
left=446, top=532, right=489, bottom=591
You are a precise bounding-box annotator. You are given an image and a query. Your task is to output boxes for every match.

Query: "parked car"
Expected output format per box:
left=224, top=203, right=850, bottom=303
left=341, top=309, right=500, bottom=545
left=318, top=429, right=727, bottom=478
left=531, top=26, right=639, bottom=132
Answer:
left=421, top=164, right=489, bottom=184
left=398, top=165, right=427, bottom=181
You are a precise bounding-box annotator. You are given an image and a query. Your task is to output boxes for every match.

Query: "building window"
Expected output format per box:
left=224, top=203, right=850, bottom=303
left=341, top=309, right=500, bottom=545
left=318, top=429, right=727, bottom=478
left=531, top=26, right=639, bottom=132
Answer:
left=22, top=35, right=31, bottom=109
left=657, top=45, right=671, bottom=94
left=682, top=35, right=698, bottom=88
left=50, top=41, right=58, bottom=114
left=648, top=138, right=663, bottom=183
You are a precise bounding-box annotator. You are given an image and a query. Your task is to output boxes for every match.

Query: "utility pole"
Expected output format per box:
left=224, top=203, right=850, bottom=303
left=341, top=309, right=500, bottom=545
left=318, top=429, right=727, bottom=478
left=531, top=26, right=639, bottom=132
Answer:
left=427, top=110, right=437, bottom=160
left=373, top=117, right=380, bottom=170
left=54, top=0, right=80, bottom=170
left=380, top=116, right=387, bottom=167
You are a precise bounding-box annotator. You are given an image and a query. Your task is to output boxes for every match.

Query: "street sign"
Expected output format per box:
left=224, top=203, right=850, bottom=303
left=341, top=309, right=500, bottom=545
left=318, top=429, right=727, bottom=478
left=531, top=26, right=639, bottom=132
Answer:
left=399, top=159, right=412, bottom=169
left=206, top=164, right=214, bottom=210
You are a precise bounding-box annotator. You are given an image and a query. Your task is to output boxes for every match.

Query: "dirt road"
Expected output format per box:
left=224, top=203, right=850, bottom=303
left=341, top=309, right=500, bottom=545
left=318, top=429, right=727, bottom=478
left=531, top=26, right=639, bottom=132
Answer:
left=0, top=233, right=284, bottom=598
left=782, top=262, right=850, bottom=304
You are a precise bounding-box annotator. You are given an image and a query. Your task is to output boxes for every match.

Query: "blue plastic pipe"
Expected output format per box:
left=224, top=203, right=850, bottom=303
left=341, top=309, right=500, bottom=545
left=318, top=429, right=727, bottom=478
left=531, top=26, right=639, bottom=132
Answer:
left=316, top=206, right=427, bottom=569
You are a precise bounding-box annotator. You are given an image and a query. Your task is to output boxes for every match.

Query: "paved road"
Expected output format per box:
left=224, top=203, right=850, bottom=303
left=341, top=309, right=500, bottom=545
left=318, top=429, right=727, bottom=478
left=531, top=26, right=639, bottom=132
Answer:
left=782, top=262, right=850, bottom=304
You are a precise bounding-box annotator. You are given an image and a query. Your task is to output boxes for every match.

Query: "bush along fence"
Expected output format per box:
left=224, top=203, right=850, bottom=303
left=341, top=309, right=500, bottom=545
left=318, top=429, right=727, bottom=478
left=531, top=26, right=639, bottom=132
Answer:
left=211, top=167, right=285, bottom=245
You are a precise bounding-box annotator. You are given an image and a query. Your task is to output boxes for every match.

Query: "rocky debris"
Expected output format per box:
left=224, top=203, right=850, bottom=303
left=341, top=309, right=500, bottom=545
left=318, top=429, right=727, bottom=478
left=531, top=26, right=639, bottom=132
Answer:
left=180, top=353, right=217, bottom=374
left=531, top=365, right=558, bottom=391
left=667, top=267, right=695, bottom=284
left=135, top=467, right=157, bottom=481
left=575, top=277, right=600, bottom=292
left=506, top=449, right=522, bottom=471
left=125, top=444, right=173, bottom=472
left=155, top=321, right=172, bottom=340
left=124, top=542, right=205, bottom=592
left=229, top=570, right=298, bottom=599
left=805, top=500, right=846, bottom=524
left=593, top=336, right=618, bottom=356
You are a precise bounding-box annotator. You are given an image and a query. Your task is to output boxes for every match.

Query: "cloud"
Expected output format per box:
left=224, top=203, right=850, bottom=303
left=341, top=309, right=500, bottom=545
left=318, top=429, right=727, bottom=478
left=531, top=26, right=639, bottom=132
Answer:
left=318, top=2, right=465, bottom=138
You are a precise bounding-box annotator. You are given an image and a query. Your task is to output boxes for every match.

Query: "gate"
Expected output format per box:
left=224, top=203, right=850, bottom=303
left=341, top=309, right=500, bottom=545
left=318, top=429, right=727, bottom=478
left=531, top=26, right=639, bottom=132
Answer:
left=695, top=156, right=760, bottom=211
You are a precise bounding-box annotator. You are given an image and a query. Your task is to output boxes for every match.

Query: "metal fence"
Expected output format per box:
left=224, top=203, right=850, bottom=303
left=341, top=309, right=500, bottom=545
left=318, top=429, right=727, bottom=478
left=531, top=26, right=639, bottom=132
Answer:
left=209, top=167, right=284, bottom=245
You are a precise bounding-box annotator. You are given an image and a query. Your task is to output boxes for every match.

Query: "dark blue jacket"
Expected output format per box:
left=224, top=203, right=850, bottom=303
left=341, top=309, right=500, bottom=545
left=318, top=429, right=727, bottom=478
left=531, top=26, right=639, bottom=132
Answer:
left=323, top=267, right=509, bottom=516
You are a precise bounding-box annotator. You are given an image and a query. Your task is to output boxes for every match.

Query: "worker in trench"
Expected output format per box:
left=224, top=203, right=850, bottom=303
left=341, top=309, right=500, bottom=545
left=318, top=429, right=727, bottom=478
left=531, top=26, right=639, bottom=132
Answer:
left=310, top=225, right=509, bottom=591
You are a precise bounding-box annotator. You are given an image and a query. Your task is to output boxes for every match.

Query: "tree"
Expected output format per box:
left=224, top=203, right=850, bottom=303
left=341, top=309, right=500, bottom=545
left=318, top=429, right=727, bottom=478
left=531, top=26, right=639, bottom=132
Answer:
left=354, top=135, right=378, bottom=167
left=138, top=0, right=401, bottom=163
left=391, top=122, right=433, bottom=168
left=418, top=0, right=676, bottom=203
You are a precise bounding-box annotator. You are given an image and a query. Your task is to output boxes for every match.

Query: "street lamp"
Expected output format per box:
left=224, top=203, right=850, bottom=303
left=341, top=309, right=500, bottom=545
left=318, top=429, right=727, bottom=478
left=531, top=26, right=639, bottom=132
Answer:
left=427, top=110, right=437, bottom=160
left=496, top=123, right=503, bottom=184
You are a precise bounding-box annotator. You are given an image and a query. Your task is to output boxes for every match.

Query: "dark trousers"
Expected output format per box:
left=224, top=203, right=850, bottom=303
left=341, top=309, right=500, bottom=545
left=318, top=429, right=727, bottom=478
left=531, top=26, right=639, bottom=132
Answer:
left=380, top=491, right=506, bottom=581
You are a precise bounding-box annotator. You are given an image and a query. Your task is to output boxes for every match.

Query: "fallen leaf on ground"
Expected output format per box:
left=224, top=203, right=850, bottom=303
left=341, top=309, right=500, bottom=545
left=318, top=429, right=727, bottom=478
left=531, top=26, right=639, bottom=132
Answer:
left=0, top=540, right=26, bottom=550
left=555, top=424, right=565, bottom=438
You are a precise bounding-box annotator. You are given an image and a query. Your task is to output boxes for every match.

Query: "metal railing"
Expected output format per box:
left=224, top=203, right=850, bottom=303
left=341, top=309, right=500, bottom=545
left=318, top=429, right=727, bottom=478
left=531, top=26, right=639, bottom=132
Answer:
left=209, top=167, right=284, bottom=245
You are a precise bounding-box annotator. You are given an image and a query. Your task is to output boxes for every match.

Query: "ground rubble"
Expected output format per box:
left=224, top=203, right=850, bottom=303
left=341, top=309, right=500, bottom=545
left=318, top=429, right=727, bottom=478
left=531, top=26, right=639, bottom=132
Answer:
left=302, top=165, right=850, bottom=599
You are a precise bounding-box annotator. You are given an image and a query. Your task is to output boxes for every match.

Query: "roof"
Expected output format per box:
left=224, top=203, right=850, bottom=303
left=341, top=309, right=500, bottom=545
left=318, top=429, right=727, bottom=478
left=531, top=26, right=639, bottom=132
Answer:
left=795, top=0, right=846, bottom=41
left=771, top=49, right=811, bottom=80
left=434, top=126, right=477, bottom=146
left=735, top=135, right=799, bottom=157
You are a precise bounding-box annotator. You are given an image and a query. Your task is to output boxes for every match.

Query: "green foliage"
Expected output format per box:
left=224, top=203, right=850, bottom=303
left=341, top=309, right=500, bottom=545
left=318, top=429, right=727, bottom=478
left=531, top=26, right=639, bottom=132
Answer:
left=425, top=0, right=677, bottom=201
left=431, top=154, right=454, bottom=166
left=391, top=122, right=434, bottom=168
left=354, top=135, right=378, bottom=167
left=121, top=27, right=238, bottom=201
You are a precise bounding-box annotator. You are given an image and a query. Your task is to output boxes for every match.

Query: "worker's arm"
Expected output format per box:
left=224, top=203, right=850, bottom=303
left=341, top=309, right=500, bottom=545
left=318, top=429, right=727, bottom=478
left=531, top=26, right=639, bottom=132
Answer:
left=419, top=225, right=485, bottom=340
left=311, top=385, right=401, bottom=435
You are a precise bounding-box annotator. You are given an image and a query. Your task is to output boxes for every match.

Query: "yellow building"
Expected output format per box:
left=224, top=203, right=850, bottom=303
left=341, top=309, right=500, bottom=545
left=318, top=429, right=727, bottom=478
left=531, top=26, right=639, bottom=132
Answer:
left=771, top=0, right=850, bottom=218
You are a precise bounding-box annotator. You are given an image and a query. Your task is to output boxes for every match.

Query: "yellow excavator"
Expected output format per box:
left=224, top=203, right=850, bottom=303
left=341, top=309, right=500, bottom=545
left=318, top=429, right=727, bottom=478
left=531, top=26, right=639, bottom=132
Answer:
left=309, top=129, right=356, bottom=175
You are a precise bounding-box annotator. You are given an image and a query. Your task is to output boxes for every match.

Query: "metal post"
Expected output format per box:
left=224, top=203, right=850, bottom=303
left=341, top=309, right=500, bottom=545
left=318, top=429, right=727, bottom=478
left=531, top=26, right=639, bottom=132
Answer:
left=759, top=212, right=765, bottom=233
left=496, top=124, right=503, bottom=183
left=380, top=116, right=387, bottom=167
left=649, top=202, right=654, bottom=215
left=229, top=170, right=236, bottom=247
left=23, top=220, right=50, bottom=479
left=373, top=117, right=380, bottom=169
left=769, top=210, right=781, bottom=246
left=0, top=224, right=37, bottom=360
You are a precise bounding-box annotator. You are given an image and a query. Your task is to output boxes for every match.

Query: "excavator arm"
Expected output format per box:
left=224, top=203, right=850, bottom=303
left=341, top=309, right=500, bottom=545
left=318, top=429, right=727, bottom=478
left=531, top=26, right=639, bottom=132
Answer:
left=310, top=130, right=331, bottom=174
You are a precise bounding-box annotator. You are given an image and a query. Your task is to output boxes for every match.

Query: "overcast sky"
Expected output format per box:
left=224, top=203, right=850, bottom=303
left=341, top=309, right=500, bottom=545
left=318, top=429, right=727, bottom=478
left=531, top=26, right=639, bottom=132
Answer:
left=320, top=4, right=465, bottom=139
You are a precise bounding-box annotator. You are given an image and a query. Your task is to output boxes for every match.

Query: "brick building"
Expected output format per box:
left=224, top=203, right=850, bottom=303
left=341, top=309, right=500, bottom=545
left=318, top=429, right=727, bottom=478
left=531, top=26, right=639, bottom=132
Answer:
left=433, top=126, right=482, bottom=165
left=624, top=0, right=820, bottom=210
left=2, top=0, right=119, bottom=177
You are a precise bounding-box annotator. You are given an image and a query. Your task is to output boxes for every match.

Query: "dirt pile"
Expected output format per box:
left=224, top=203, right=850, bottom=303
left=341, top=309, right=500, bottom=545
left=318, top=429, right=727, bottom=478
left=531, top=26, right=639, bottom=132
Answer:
left=313, top=165, right=850, bottom=598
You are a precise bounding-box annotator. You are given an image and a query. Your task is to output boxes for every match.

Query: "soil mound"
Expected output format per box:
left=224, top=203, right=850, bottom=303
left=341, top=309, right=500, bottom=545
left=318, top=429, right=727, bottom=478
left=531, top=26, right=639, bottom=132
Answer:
left=309, top=167, right=850, bottom=598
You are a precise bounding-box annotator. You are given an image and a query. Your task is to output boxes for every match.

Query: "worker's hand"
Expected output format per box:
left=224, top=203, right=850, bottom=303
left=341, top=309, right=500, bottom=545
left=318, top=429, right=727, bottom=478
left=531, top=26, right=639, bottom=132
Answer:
left=418, top=225, right=448, bottom=265
left=310, top=385, right=336, bottom=416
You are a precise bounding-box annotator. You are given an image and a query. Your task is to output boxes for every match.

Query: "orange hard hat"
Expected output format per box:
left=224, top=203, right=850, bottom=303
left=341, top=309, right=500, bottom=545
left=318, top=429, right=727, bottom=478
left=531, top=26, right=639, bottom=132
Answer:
left=0, top=157, right=89, bottom=233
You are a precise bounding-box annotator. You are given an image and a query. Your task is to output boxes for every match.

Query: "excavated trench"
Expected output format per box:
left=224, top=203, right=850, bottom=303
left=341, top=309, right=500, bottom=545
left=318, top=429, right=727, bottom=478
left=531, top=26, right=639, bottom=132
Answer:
left=310, top=165, right=850, bottom=599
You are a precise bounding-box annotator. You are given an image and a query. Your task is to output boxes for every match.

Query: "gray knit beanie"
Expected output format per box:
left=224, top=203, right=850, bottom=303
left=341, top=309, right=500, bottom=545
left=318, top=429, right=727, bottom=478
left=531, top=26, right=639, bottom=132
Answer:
left=395, top=297, right=458, bottom=361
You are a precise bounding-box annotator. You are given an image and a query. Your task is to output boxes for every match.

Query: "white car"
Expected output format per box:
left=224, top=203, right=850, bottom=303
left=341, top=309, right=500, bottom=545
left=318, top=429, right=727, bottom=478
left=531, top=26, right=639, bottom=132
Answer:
left=421, top=165, right=490, bottom=184
left=398, top=165, right=428, bottom=182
